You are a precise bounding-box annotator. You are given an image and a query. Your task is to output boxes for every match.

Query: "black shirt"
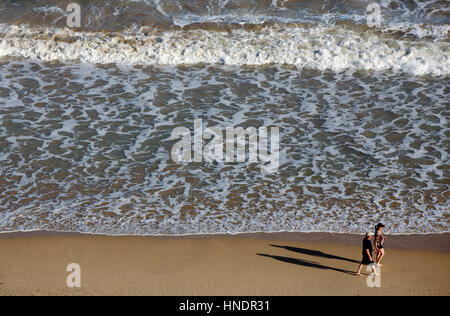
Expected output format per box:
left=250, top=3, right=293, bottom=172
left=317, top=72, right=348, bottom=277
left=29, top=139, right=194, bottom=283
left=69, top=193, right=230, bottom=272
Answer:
left=363, top=238, right=373, bottom=255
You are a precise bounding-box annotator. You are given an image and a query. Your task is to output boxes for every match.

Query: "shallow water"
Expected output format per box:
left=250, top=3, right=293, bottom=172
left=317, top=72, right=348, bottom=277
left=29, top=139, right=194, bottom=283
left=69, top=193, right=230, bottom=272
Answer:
left=0, top=59, right=448, bottom=234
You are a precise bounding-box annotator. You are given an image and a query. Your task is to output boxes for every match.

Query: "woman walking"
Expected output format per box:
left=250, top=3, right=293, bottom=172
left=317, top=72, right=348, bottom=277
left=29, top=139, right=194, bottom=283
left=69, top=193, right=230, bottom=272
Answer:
left=374, top=223, right=386, bottom=266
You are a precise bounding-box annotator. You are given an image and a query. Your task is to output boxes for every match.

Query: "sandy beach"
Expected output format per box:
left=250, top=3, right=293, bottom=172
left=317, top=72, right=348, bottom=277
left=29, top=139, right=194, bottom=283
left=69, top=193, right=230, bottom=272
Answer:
left=0, top=232, right=448, bottom=296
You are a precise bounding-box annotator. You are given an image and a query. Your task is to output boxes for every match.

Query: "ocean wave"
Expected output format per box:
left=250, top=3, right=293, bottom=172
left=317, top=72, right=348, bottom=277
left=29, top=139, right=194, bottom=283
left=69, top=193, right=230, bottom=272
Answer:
left=0, top=23, right=449, bottom=76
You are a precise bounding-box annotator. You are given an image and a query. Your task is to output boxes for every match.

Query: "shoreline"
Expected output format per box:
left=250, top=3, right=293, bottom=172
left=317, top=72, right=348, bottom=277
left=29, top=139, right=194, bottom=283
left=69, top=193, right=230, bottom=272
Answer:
left=1, top=230, right=449, bottom=253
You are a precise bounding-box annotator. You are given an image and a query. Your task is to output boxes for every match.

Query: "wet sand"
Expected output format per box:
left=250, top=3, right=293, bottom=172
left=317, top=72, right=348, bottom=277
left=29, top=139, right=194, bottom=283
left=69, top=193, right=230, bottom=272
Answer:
left=0, top=232, right=449, bottom=296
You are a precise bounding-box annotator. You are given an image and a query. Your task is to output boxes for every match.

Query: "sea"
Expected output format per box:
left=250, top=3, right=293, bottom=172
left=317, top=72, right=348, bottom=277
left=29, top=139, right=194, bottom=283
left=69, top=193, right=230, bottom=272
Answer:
left=0, top=0, right=448, bottom=235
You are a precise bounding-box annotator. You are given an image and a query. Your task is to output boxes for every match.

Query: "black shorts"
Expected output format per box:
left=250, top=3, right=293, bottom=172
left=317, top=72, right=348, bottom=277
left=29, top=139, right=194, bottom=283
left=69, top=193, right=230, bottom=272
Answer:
left=361, top=254, right=373, bottom=265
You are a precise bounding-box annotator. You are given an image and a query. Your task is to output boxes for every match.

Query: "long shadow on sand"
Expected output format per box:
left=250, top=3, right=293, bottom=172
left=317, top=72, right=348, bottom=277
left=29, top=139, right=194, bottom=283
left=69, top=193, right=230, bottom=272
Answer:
left=257, top=253, right=355, bottom=275
left=271, top=245, right=360, bottom=264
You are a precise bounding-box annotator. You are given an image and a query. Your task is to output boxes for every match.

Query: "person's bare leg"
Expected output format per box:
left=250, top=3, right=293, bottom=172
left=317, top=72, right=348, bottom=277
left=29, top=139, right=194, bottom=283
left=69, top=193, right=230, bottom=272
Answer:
left=376, top=249, right=385, bottom=266
left=356, top=264, right=364, bottom=276
left=371, top=264, right=379, bottom=276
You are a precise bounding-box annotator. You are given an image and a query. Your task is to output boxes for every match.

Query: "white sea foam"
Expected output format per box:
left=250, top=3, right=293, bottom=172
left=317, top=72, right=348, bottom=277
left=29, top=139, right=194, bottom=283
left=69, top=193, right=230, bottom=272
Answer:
left=0, top=59, right=448, bottom=235
left=0, top=23, right=448, bottom=76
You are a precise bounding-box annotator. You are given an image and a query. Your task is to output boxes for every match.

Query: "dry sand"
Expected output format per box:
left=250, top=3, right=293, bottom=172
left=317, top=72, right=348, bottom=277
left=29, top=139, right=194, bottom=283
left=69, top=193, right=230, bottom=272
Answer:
left=0, top=232, right=448, bottom=296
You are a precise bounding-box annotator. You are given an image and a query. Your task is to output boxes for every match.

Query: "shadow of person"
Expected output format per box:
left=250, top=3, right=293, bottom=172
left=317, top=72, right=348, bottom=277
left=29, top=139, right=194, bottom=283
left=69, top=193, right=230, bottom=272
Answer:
left=271, top=245, right=360, bottom=264
left=257, top=253, right=355, bottom=275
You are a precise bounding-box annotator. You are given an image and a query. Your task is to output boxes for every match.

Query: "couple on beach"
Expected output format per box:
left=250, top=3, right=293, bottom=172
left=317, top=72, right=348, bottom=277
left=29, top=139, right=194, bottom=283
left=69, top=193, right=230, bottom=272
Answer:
left=356, top=223, right=386, bottom=276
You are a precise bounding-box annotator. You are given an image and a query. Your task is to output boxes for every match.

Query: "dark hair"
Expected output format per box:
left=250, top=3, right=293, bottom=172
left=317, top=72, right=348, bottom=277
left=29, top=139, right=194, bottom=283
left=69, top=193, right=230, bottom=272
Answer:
left=375, top=223, right=385, bottom=230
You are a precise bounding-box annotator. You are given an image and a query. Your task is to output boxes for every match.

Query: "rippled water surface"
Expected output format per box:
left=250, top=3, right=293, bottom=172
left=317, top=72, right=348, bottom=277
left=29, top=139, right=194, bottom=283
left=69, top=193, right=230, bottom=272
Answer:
left=0, top=0, right=448, bottom=234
